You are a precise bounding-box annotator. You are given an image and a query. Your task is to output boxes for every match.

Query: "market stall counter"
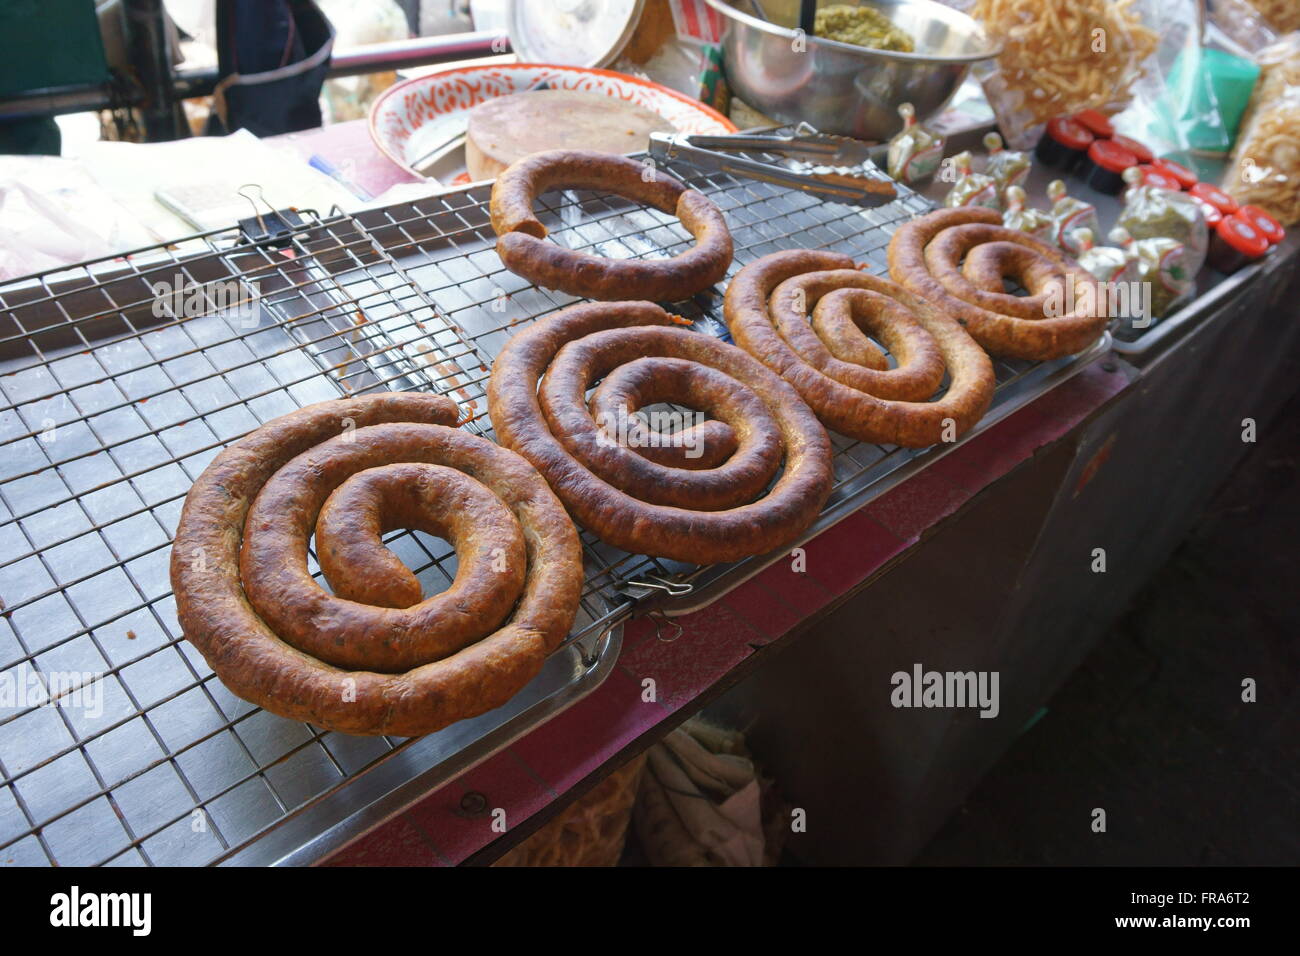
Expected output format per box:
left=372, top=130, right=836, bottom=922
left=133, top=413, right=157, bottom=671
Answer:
left=322, top=143, right=1300, bottom=867
left=326, top=229, right=1300, bottom=865
left=2, top=114, right=1296, bottom=866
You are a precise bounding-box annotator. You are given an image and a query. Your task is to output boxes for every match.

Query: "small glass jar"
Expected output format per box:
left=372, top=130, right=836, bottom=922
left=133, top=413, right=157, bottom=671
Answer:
left=1035, top=117, right=1095, bottom=171
left=1152, top=157, right=1198, bottom=190
left=1110, top=134, right=1154, bottom=165
left=1207, top=215, right=1269, bottom=274
left=1078, top=140, right=1138, bottom=195
left=1127, top=165, right=1182, bottom=194
left=1237, top=205, right=1285, bottom=246
left=1189, top=182, right=1239, bottom=218
left=1189, top=195, right=1224, bottom=229
left=1072, top=108, right=1115, bottom=139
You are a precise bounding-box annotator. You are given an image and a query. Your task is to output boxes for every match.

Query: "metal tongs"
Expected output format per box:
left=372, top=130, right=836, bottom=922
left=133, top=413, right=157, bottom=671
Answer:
left=649, top=123, right=897, bottom=207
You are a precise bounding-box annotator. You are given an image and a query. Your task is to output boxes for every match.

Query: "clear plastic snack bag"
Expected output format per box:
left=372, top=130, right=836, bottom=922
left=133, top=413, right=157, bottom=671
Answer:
left=1240, top=0, right=1300, bottom=35
left=1117, top=177, right=1209, bottom=275
left=1221, top=32, right=1300, bottom=225
left=970, top=0, right=1161, bottom=148
left=1209, top=0, right=1279, bottom=55
left=887, top=103, right=946, bottom=185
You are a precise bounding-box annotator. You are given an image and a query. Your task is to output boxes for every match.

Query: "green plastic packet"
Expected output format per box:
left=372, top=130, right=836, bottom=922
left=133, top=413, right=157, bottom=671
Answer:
left=1154, top=45, right=1260, bottom=155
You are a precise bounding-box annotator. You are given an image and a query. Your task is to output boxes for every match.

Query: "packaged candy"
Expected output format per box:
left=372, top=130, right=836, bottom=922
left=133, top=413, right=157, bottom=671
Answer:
left=1114, top=228, right=1194, bottom=318
left=942, top=151, right=1000, bottom=210
left=1047, top=179, right=1100, bottom=255
left=1126, top=164, right=1182, bottom=195
left=1117, top=174, right=1209, bottom=274
left=1074, top=227, right=1134, bottom=283
left=1001, top=185, right=1055, bottom=242
left=982, top=131, right=1031, bottom=198
left=887, top=102, right=946, bottom=185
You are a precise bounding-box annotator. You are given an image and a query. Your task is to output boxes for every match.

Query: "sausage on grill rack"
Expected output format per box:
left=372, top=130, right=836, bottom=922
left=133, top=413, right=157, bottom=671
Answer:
left=487, top=301, right=833, bottom=563
left=490, top=149, right=733, bottom=302
left=887, top=207, right=1107, bottom=360
left=724, top=249, right=996, bottom=447
left=169, top=392, right=583, bottom=737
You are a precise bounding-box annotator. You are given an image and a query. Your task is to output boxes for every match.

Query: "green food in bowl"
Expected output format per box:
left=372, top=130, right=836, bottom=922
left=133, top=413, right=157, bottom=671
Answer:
left=814, top=3, right=915, bottom=52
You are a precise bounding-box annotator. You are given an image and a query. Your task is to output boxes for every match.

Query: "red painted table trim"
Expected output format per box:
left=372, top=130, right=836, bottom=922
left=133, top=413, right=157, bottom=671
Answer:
left=326, top=362, right=1130, bottom=866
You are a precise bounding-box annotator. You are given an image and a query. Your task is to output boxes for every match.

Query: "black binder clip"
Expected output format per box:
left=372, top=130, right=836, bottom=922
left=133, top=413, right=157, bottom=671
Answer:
left=236, top=183, right=304, bottom=245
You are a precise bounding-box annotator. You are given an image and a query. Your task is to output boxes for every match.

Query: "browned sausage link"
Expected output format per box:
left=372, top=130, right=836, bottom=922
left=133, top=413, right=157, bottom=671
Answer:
left=929, top=230, right=1067, bottom=319
left=246, top=460, right=528, bottom=672
left=169, top=393, right=583, bottom=737
left=490, top=149, right=734, bottom=302
left=724, top=250, right=995, bottom=447
left=773, top=273, right=946, bottom=401
left=887, top=207, right=1107, bottom=360
left=317, top=463, right=523, bottom=610
left=487, top=301, right=833, bottom=563
left=490, top=149, right=686, bottom=237
left=545, top=351, right=782, bottom=511
left=588, top=360, right=739, bottom=471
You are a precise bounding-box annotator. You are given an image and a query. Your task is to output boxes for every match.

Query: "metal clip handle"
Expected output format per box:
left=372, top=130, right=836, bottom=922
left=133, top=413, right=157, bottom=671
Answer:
left=581, top=625, right=615, bottom=668
left=649, top=610, right=684, bottom=644
left=669, top=122, right=872, bottom=164
left=624, top=574, right=695, bottom=598
left=649, top=130, right=896, bottom=207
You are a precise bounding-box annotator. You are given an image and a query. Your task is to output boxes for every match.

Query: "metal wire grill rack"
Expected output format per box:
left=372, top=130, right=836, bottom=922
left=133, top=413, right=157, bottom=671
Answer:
left=0, top=150, right=1098, bottom=867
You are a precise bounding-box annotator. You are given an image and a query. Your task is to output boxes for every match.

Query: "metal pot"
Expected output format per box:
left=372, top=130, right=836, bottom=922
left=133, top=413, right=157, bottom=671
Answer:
left=705, top=0, right=999, bottom=140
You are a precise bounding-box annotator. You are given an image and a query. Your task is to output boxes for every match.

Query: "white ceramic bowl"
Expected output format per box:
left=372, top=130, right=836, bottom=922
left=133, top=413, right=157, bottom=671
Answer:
left=369, top=62, right=738, bottom=182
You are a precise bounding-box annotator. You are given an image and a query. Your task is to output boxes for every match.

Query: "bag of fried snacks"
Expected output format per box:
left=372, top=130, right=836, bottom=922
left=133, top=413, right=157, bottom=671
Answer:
left=971, top=0, right=1160, bottom=148
left=1222, top=33, right=1300, bottom=224
left=1241, top=0, right=1300, bottom=35
left=1209, top=0, right=1279, bottom=54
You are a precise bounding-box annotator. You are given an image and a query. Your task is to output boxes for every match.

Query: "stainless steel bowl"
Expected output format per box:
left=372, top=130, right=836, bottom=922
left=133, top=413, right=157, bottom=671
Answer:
left=705, top=0, right=999, bottom=141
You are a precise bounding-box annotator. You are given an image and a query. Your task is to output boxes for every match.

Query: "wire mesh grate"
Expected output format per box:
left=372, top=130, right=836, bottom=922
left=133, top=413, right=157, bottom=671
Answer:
left=0, top=151, right=1065, bottom=866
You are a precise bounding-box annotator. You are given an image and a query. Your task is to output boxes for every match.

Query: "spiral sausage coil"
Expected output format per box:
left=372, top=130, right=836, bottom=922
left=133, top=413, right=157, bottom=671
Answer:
left=490, top=150, right=734, bottom=302
left=169, top=393, right=583, bottom=737
left=487, top=301, right=834, bottom=563
left=887, top=207, right=1108, bottom=361
left=724, top=249, right=996, bottom=448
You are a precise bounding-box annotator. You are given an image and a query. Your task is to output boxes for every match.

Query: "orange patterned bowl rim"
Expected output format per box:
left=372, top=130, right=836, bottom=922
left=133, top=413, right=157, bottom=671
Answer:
left=369, top=62, right=738, bottom=176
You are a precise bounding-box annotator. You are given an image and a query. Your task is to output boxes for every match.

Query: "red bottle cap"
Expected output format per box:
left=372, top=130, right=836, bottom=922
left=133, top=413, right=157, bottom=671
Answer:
left=1189, top=182, right=1239, bottom=215
left=1086, top=139, right=1138, bottom=173
left=1214, top=215, right=1269, bottom=258
left=1152, top=157, right=1198, bottom=189
left=1190, top=195, right=1223, bottom=227
left=1111, top=134, right=1153, bottom=164
left=1238, top=205, right=1284, bottom=244
left=1073, top=109, right=1114, bottom=138
left=1133, top=164, right=1181, bottom=191
left=1046, top=116, right=1094, bottom=151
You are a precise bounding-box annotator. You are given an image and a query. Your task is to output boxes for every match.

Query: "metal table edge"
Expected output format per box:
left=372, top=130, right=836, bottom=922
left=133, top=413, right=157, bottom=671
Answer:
left=215, top=623, right=625, bottom=867
left=1111, top=262, right=1266, bottom=360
